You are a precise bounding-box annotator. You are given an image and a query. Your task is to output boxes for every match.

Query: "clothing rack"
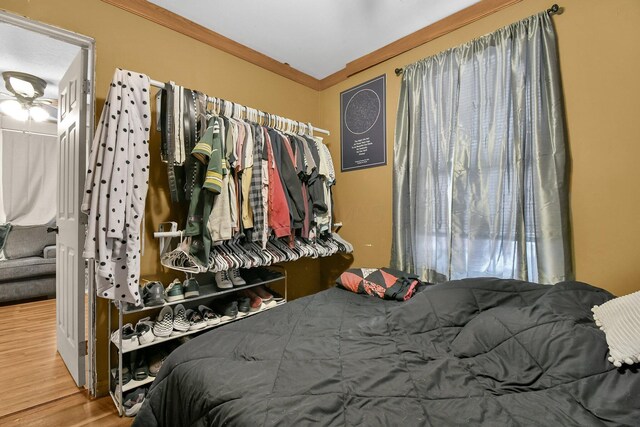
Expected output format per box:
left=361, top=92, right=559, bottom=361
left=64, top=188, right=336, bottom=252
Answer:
left=148, top=78, right=330, bottom=136
left=0, top=127, right=56, bottom=138
left=394, top=3, right=562, bottom=76
left=153, top=222, right=344, bottom=240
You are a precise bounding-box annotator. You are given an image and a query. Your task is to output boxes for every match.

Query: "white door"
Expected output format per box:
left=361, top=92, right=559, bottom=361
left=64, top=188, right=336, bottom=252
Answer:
left=56, top=49, right=88, bottom=387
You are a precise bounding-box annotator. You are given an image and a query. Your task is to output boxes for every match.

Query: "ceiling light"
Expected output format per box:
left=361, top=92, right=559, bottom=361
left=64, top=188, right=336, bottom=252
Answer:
left=0, top=99, right=29, bottom=121
left=9, top=76, right=35, bottom=98
left=29, top=106, right=50, bottom=122
left=2, top=71, right=47, bottom=101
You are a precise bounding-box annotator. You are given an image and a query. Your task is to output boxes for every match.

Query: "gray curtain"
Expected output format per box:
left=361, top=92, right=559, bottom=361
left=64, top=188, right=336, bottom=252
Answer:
left=391, top=12, right=572, bottom=284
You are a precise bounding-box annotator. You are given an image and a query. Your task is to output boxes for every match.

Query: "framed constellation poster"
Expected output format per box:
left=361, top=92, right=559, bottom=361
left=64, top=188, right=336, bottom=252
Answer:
left=340, top=74, right=386, bottom=172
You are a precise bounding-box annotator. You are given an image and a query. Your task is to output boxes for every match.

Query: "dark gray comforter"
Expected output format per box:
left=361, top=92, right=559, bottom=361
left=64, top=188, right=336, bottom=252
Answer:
left=133, top=278, right=640, bottom=426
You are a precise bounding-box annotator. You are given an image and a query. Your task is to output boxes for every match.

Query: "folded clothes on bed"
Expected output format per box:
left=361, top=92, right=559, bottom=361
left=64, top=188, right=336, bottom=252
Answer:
left=336, top=267, right=428, bottom=301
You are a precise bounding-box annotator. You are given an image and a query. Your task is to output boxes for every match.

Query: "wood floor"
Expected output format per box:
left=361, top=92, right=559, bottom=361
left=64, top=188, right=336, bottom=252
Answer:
left=0, top=299, right=131, bottom=426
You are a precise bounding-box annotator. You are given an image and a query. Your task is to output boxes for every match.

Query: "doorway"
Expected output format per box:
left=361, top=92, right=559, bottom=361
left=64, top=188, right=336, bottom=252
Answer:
left=0, top=9, right=96, bottom=401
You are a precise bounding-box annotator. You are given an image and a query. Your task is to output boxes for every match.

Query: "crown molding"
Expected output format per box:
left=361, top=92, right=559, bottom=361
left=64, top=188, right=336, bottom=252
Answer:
left=100, top=0, right=321, bottom=90
left=101, top=0, right=522, bottom=92
left=318, top=0, right=523, bottom=90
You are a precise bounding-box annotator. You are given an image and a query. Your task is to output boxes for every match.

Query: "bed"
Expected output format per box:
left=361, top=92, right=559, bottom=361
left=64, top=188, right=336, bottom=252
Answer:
left=133, top=278, right=640, bottom=426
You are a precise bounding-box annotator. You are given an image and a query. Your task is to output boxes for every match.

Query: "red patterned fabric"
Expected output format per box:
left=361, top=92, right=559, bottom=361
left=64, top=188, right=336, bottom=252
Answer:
left=336, top=267, right=424, bottom=301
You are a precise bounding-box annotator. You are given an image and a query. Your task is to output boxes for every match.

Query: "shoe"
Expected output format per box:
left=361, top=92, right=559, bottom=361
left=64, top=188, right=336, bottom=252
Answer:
left=165, top=279, right=185, bottom=302
left=126, top=286, right=145, bottom=311
left=153, top=306, right=173, bottom=337
left=123, top=387, right=146, bottom=417
left=253, top=286, right=273, bottom=303
left=236, top=296, right=251, bottom=316
left=241, top=289, right=263, bottom=312
left=183, top=278, right=200, bottom=298
left=173, top=304, right=190, bottom=332
left=230, top=269, right=246, bottom=287
left=143, top=281, right=166, bottom=306
left=111, top=323, right=139, bottom=351
left=130, top=350, right=148, bottom=381
left=198, top=305, right=220, bottom=326
left=134, top=317, right=156, bottom=345
left=185, top=309, right=207, bottom=330
left=266, top=286, right=284, bottom=302
left=111, top=366, right=131, bottom=386
left=215, top=270, right=233, bottom=289
left=240, top=269, right=263, bottom=285
left=256, top=268, right=284, bottom=282
left=213, top=299, right=238, bottom=321
left=148, top=349, right=169, bottom=377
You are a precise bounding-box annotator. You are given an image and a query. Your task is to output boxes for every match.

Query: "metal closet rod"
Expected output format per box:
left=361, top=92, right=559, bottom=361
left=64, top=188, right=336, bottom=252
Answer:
left=0, top=127, right=56, bottom=137
left=148, top=78, right=330, bottom=136
left=394, top=3, right=562, bottom=77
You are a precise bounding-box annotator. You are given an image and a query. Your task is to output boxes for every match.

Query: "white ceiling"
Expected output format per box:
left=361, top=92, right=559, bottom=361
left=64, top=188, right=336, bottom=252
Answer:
left=0, top=21, right=80, bottom=102
left=148, top=0, right=480, bottom=80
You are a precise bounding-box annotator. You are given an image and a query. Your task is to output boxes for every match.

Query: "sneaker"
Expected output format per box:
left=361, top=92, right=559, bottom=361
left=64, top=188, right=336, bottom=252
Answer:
left=241, top=289, right=263, bottom=312
left=111, top=365, right=131, bottom=386
left=230, top=269, right=247, bottom=287
left=148, top=349, right=169, bottom=377
left=143, top=281, right=166, bottom=307
left=126, top=286, right=145, bottom=310
left=256, top=268, right=284, bottom=282
left=253, top=286, right=274, bottom=303
left=134, top=317, right=156, bottom=345
left=215, top=270, right=233, bottom=289
left=123, top=387, right=147, bottom=417
left=173, top=304, right=190, bottom=332
left=185, top=309, right=207, bottom=330
left=267, top=287, right=285, bottom=302
left=213, top=299, right=238, bottom=321
left=183, top=278, right=200, bottom=298
left=165, top=279, right=184, bottom=302
left=111, top=323, right=139, bottom=351
left=130, top=350, right=148, bottom=381
left=153, top=306, right=173, bottom=337
left=198, top=305, right=220, bottom=326
left=236, top=296, right=251, bottom=317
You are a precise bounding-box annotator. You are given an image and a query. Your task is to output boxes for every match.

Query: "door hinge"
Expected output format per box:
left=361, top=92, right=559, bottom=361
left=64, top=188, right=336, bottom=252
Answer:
left=79, top=340, right=88, bottom=357
left=82, top=79, right=90, bottom=95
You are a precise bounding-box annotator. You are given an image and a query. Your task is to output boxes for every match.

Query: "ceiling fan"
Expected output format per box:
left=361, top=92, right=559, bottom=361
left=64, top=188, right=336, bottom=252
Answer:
left=0, top=71, right=57, bottom=122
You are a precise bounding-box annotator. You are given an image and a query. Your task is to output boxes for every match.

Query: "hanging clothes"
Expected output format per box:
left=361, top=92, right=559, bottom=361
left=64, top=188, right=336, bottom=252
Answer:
left=263, top=128, right=290, bottom=238
left=82, top=69, right=151, bottom=304
left=314, top=138, right=336, bottom=236
left=248, top=124, right=265, bottom=245
left=155, top=84, right=343, bottom=258
left=160, top=84, right=198, bottom=203
left=184, top=115, right=224, bottom=266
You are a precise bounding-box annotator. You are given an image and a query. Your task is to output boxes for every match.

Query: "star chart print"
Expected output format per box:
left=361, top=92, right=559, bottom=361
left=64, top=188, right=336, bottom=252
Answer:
left=340, top=74, right=386, bottom=171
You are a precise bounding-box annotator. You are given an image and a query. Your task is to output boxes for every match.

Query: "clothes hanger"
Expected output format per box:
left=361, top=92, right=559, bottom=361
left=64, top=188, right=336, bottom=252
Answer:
left=160, top=233, right=205, bottom=273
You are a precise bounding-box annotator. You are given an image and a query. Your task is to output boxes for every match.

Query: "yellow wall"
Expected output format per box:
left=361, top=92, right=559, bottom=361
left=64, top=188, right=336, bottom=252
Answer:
left=0, top=0, right=320, bottom=282
left=0, top=0, right=324, bottom=394
left=318, top=0, right=640, bottom=297
left=3, top=0, right=640, bottom=395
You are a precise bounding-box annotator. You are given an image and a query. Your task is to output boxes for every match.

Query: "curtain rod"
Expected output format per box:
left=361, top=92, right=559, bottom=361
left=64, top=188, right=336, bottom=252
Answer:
left=148, top=78, right=330, bottom=136
left=394, top=3, right=562, bottom=77
left=0, top=127, right=56, bottom=138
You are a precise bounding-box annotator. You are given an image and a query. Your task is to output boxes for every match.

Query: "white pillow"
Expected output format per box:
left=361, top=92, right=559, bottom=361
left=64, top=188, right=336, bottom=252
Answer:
left=592, top=290, right=640, bottom=367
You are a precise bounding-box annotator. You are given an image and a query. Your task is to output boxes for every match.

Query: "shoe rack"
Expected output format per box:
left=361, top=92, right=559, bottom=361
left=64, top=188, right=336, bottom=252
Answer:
left=108, top=267, right=287, bottom=416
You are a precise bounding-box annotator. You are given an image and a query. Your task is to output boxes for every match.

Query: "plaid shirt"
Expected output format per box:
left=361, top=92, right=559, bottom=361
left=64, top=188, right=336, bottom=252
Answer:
left=249, top=124, right=265, bottom=244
